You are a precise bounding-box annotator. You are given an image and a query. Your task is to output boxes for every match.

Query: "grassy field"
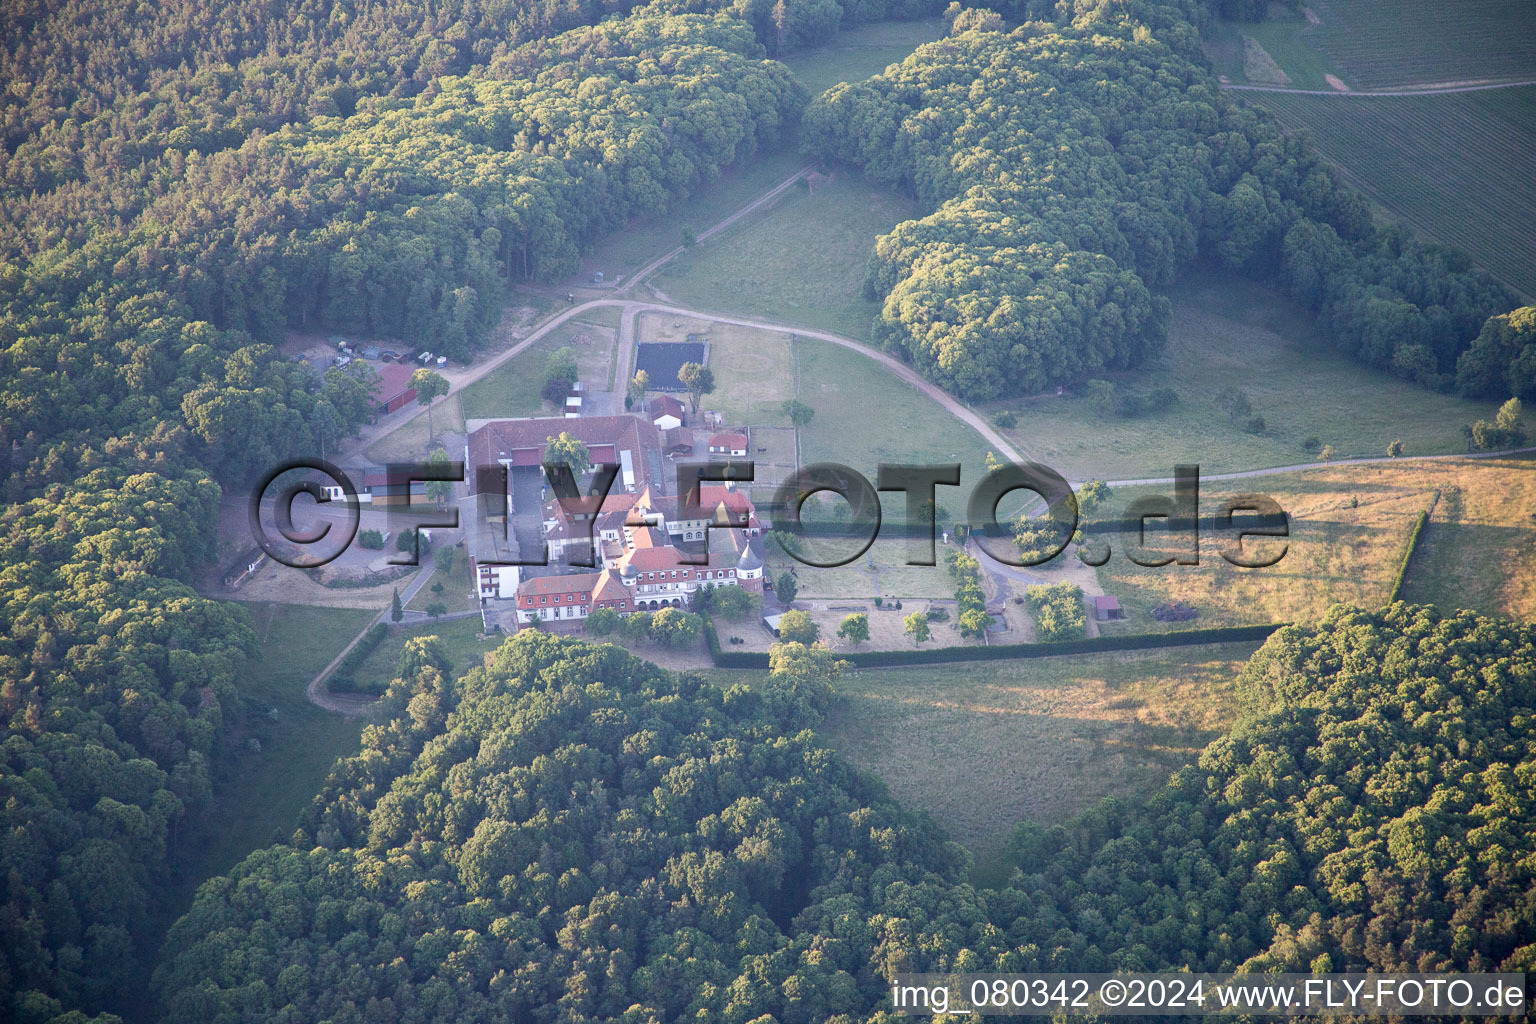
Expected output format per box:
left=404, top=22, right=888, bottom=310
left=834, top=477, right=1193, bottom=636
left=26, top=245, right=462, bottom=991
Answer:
left=651, top=171, right=923, bottom=340
left=1305, top=0, right=1536, bottom=89
left=988, top=270, right=1505, bottom=480
left=460, top=319, right=618, bottom=422
left=1394, top=455, right=1536, bottom=620
left=582, top=147, right=809, bottom=282
left=1089, top=464, right=1436, bottom=633
left=781, top=18, right=946, bottom=95
left=1253, top=86, right=1536, bottom=297
left=406, top=548, right=477, bottom=614
left=348, top=615, right=503, bottom=691
left=1205, top=13, right=1342, bottom=90
left=169, top=603, right=375, bottom=904
left=818, top=643, right=1257, bottom=881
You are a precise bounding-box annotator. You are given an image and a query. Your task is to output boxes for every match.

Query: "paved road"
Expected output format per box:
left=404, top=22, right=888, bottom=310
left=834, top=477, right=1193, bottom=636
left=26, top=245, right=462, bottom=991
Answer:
left=1222, top=78, right=1536, bottom=97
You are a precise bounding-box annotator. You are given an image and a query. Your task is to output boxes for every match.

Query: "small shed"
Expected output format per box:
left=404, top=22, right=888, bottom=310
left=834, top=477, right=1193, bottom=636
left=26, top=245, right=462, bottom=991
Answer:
left=361, top=344, right=382, bottom=361
left=662, top=428, right=694, bottom=455
left=762, top=613, right=784, bottom=637
left=1093, top=595, right=1123, bottom=621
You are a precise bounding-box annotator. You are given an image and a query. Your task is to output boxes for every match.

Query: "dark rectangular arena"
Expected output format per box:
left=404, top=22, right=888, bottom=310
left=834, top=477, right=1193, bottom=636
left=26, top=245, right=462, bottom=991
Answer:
left=634, top=341, right=706, bottom=391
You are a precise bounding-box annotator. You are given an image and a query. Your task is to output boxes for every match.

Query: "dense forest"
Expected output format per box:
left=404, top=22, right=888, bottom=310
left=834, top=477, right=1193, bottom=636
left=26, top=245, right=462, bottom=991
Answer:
left=153, top=606, right=1535, bottom=1021
left=802, top=0, right=1522, bottom=400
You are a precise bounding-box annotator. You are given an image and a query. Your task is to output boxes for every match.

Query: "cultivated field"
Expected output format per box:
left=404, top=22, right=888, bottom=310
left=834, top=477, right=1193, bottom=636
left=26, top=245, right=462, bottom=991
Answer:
left=651, top=171, right=923, bottom=339
left=1305, top=0, right=1536, bottom=89
left=818, top=643, right=1257, bottom=881
left=781, top=18, right=947, bottom=95
left=989, top=271, right=1505, bottom=479
left=1255, top=86, right=1536, bottom=297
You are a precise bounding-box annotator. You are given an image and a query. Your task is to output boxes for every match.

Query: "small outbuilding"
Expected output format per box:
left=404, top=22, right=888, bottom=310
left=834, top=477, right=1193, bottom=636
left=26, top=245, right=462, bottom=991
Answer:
left=709, top=431, right=748, bottom=457
left=1093, top=594, right=1123, bottom=621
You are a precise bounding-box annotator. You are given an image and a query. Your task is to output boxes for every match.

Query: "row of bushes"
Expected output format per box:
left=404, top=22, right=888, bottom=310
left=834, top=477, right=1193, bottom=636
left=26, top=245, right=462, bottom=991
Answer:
left=705, top=620, right=1289, bottom=670
left=328, top=622, right=390, bottom=694
left=945, top=549, right=994, bottom=639
left=1386, top=498, right=1436, bottom=604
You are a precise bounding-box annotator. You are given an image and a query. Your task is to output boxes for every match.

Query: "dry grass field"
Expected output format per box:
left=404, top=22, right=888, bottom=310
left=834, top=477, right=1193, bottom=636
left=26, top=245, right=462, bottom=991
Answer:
left=818, top=643, right=1257, bottom=881
left=639, top=312, right=796, bottom=428
left=1089, top=456, right=1536, bottom=633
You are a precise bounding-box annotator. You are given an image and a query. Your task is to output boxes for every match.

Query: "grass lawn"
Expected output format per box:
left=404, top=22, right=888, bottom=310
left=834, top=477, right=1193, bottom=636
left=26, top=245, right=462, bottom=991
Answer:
left=349, top=615, right=503, bottom=692
left=406, top=547, right=478, bottom=614
left=1254, top=87, right=1536, bottom=298
left=1393, top=455, right=1536, bottom=621
left=582, top=146, right=809, bottom=282
left=460, top=320, right=618, bottom=422
left=818, top=643, right=1257, bottom=882
left=166, top=602, right=376, bottom=909
left=366, top=393, right=465, bottom=463
left=651, top=171, right=923, bottom=340
left=781, top=18, right=947, bottom=95
left=1204, top=13, right=1342, bottom=90
left=987, top=269, right=1505, bottom=480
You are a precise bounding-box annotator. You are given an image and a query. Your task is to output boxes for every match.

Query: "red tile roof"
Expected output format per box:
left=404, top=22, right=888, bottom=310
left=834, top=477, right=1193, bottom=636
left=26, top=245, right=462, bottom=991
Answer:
left=709, top=431, right=748, bottom=449
left=373, top=363, right=418, bottom=401
left=468, top=416, right=660, bottom=490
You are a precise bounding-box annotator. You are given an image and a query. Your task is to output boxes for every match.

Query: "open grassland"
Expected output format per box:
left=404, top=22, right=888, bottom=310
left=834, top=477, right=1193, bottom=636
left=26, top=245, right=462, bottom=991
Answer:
left=639, top=313, right=795, bottom=427
left=1306, top=0, right=1536, bottom=89
left=1088, top=456, right=1536, bottom=634
left=651, top=171, right=923, bottom=340
left=795, top=336, right=997, bottom=506
left=581, top=147, right=808, bottom=282
left=1255, top=86, right=1536, bottom=297
left=349, top=615, right=502, bottom=691
left=781, top=18, right=947, bottom=95
left=818, top=644, right=1256, bottom=881
left=170, top=603, right=374, bottom=905
left=989, top=271, right=1504, bottom=480
left=459, top=319, right=618, bottom=422
left=1205, top=14, right=1340, bottom=90
left=1396, top=455, right=1536, bottom=620
left=1091, top=465, right=1433, bottom=632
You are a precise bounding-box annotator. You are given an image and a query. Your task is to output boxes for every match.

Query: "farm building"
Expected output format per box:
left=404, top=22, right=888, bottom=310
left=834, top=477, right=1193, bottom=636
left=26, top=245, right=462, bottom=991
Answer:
left=648, top=394, right=685, bottom=430
left=661, top=428, right=693, bottom=455
left=708, top=431, right=748, bottom=457
left=372, top=363, right=418, bottom=414
left=466, top=415, right=665, bottom=495
left=634, top=341, right=706, bottom=391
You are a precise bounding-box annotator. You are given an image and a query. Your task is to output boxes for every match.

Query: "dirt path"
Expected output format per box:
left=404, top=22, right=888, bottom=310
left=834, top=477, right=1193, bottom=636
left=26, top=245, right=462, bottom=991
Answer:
left=1104, top=446, right=1536, bottom=488
left=1222, top=77, right=1536, bottom=97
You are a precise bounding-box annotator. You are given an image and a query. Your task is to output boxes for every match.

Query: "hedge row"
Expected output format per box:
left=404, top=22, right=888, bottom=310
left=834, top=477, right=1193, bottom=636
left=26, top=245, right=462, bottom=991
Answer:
left=1386, top=500, right=1434, bottom=605
left=704, top=620, right=1287, bottom=671
left=328, top=622, right=391, bottom=694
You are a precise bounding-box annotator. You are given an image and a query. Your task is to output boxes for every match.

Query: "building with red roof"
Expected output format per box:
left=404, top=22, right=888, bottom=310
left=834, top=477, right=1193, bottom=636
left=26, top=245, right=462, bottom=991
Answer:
left=373, top=363, right=419, bottom=414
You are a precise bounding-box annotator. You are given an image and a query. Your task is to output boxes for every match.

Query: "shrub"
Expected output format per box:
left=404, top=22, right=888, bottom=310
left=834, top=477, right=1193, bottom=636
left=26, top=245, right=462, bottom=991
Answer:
left=1024, top=582, right=1086, bottom=642
left=1302, top=436, right=1322, bottom=453
left=991, top=410, right=1017, bottom=428
left=1245, top=415, right=1265, bottom=434
left=358, top=529, right=385, bottom=549
left=776, top=610, right=819, bottom=645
